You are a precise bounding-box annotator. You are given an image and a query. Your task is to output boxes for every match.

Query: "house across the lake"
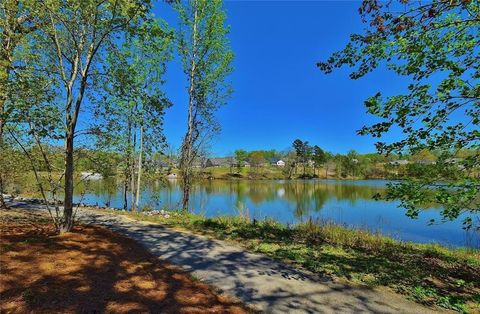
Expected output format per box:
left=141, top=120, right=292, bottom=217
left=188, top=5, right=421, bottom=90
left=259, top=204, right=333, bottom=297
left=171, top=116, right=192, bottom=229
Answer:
left=389, top=160, right=409, bottom=166
left=415, top=160, right=436, bottom=165
left=271, top=158, right=285, bottom=167
left=205, top=157, right=236, bottom=168
left=192, top=158, right=207, bottom=168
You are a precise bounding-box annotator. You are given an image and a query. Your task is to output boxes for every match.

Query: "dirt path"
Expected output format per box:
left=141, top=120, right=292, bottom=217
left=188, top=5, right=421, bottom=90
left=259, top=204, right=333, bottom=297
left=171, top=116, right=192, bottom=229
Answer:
left=10, top=201, right=442, bottom=313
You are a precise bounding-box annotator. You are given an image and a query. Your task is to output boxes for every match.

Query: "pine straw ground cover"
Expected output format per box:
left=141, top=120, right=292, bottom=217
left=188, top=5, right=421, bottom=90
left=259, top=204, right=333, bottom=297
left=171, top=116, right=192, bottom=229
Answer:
left=0, top=209, right=251, bottom=314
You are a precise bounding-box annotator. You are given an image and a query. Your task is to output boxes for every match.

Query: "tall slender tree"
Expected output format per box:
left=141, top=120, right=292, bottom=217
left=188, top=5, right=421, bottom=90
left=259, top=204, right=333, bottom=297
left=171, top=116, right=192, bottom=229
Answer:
left=33, top=0, right=152, bottom=232
left=176, top=0, right=233, bottom=211
left=95, top=18, right=172, bottom=211
left=0, top=0, right=45, bottom=208
left=312, top=145, right=326, bottom=177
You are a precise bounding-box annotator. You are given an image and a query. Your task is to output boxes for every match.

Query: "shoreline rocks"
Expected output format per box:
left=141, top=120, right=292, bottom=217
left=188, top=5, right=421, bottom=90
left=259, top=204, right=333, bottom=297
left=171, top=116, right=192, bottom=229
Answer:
left=7, top=196, right=176, bottom=219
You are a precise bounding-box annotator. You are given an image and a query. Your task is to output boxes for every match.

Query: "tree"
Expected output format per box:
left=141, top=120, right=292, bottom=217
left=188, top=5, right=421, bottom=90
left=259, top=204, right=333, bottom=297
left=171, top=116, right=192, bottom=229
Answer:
left=410, top=149, right=436, bottom=163
left=3, top=7, right=64, bottom=224
left=312, top=145, right=326, bottom=177
left=324, top=153, right=335, bottom=179
left=249, top=151, right=265, bottom=169
left=292, top=139, right=311, bottom=176
left=282, top=149, right=297, bottom=179
left=176, top=0, right=233, bottom=211
left=234, top=149, right=248, bottom=173
left=0, top=0, right=45, bottom=208
left=319, top=0, right=479, bottom=228
left=24, top=0, right=153, bottom=232
left=95, top=18, right=172, bottom=211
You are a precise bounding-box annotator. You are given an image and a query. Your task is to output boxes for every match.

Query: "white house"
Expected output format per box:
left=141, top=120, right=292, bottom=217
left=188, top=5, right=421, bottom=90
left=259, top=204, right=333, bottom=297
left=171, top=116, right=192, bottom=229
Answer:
left=275, top=160, right=285, bottom=167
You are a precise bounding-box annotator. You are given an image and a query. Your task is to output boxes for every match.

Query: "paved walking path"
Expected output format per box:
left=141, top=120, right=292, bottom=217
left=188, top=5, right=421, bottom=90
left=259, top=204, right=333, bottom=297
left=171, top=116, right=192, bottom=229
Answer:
left=77, top=209, right=440, bottom=314
left=12, top=201, right=440, bottom=313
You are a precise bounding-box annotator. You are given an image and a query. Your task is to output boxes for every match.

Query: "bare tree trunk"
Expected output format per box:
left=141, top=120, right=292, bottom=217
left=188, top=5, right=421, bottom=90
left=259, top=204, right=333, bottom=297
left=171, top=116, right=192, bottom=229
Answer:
left=181, top=0, right=198, bottom=212
left=0, top=108, right=6, bottom=208
left=130, top=126, right=137, bottom=211
left=0, top=6, right=14, bottom=210
left=62, top=131, right=74, bottom=233
left=182, top=174, right=191, bottom=211
left=0, top=93, right=7, bottom=209
left=0, top=173, right=6, bottom=209
left=59, top=61, right=90, bottom=233
left=123, top=181, right=128, bottom=210
left=135, top=126, right=143, bottom=210
left=123, top=115, right=132, bottom=210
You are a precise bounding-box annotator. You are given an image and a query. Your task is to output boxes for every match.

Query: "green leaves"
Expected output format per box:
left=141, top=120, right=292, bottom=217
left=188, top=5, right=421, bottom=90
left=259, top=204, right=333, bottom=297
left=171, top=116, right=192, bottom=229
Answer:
left=176, top=0, right=234, bottom=121
left=95, top=16, right=173, bottom=158
left=320, top=0, right=480, bottom=229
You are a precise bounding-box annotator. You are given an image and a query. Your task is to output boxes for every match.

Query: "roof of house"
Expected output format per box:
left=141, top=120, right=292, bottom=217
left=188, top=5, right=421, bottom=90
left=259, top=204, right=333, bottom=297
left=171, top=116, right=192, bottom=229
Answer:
left=389, top=159, right=409, bottom=165
left=445, top=158, right=462, bottom=164
left=415, top=160, right=436, bottom=165
left=206, top=157, right=236, bottom=166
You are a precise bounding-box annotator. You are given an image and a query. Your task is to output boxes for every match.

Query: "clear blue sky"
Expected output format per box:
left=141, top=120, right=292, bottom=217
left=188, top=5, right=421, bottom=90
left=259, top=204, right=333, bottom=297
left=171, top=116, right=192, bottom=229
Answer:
left=154, top=1, right=407, bottom=156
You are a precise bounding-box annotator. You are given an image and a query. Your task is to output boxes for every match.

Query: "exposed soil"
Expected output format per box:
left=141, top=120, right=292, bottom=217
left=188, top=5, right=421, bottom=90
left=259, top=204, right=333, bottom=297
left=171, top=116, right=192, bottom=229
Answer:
left=0, top=209, right=250, bottom=314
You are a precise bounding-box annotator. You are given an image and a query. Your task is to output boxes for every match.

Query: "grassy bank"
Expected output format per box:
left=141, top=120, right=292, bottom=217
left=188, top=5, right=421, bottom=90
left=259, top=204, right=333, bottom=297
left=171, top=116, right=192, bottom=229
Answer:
left=109, top=209, right=479, bottom=313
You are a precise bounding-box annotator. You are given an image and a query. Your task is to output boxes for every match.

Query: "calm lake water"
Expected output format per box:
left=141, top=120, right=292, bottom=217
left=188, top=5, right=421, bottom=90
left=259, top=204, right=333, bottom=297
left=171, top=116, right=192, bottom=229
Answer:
left=71, top=179, right=479, bottom=248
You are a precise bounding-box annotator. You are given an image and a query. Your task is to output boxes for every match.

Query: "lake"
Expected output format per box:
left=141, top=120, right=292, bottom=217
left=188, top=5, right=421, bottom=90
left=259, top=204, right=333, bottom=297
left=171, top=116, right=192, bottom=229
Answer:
left=71, top=178, right=479, bottom=248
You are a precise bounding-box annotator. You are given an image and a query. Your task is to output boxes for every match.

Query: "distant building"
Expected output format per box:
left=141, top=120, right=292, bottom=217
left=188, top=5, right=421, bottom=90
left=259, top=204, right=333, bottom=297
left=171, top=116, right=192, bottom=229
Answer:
left=270, top=158, right=285, bottom=167
left=205, top=157, right=236, bottom=168
left=445, top=158, right=465, bottom=170
left=192, top=159, right=207, bottom=168
left=445, top=158, right=462, bottom=164
left=275, top=159, right=286, bottom=167
left=389, top=160, right=409, bottom=166
left=415, top=160, right=436, bottom=165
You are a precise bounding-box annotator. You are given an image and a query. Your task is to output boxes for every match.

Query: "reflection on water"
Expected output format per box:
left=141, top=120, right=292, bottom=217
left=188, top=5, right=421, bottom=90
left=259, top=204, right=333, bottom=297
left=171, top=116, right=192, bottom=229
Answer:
left=66, top=179, right=479, bottom=248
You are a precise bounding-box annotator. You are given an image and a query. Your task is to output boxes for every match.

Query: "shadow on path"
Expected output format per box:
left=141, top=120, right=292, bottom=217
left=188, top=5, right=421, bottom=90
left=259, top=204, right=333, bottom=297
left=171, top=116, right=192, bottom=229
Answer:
left=76, top=209, right=437, bottom=314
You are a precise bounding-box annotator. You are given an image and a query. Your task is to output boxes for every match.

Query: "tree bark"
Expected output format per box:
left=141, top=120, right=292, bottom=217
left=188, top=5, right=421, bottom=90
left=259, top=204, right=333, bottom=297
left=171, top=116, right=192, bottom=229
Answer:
left=181, top=0, right=198, bottom=212
left=0, top=173, right=6, bottom=209
left=130, top=126, right=137, bottom=211
left=123, top=114, right=132, bottom=210
left=0, top=1, right=15, bottom=209
left=61, top=131, right=74, bottom=233
left=135, top=126, right=143, bottom=210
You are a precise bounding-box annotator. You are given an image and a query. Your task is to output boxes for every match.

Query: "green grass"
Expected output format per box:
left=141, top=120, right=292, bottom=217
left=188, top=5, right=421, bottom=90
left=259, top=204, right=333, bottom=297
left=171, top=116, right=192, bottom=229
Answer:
left=108, top=209, right=480, bottom=313
left=194, top=166, right=287, bottom=180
